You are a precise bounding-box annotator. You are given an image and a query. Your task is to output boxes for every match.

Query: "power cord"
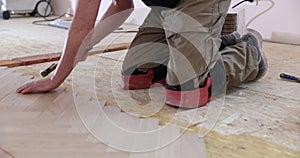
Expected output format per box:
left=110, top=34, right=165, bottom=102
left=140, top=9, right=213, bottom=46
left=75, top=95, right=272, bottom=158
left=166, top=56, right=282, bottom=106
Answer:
left=231, top=0, right=275, bottom=28
left=32, top=13, right=73, bottom=26
left=246, top=0, right=274, bottom=27
left=32, top=0, right=73, bottom=27
left=232, top=0, right=255, bottom=9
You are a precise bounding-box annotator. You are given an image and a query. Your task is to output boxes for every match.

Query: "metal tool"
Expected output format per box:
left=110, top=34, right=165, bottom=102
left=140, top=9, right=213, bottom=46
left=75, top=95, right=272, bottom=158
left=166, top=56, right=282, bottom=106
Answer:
left=40, top=46, right=94, bottom=77
left=279, top=73, right=300, bottom=83
left=41, top=63, right=57, bottom=77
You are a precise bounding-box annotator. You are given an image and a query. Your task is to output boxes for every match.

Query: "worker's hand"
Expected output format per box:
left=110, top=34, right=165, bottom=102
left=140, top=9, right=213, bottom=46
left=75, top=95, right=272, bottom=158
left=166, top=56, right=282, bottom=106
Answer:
left=16, top=78, right=60, bottom=94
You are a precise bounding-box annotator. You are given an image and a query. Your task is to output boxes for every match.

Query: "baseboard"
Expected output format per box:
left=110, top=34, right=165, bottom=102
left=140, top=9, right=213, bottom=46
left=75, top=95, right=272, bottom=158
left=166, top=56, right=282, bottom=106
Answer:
left=268, top=32, right=300, bottom=45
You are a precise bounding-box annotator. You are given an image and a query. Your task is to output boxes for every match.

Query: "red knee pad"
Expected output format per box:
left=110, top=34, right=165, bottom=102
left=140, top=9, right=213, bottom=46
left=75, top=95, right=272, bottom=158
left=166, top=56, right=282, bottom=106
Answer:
left=121, top=70, right=166, bottom=90
left=164, top=77, right=212, bottom=108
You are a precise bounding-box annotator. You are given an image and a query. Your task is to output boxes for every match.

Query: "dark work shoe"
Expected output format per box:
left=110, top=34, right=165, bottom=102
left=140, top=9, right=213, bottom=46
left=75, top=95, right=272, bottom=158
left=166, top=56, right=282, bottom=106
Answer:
left=220, top=31, right=241, bottom=50
left=241, top=28, right=268, bottom=80
left=121, top=64, right=167, bottom=90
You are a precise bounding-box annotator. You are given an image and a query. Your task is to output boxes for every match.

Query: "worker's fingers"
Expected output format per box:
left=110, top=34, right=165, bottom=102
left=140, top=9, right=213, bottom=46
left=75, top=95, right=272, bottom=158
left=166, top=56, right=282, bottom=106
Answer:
left=16, top=78, right=59, bottom=94
left=20, top=85, right=42, bottom=94
left=17, top=85, right=34, bottom=94
left=16, top=82, right=35, bottom=93
left=16, top=81, right=41, bottom=94
left=20, top=87, right=33, bottom=94
left=16, top=84, right=28, bottom=93
left=16, top=87, right=23, bottom=93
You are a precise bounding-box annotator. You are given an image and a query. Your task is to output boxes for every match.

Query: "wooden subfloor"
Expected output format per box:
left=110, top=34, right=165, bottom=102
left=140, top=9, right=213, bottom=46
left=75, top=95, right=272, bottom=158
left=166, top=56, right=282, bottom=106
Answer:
left=1, top=17, right=300, bottom=158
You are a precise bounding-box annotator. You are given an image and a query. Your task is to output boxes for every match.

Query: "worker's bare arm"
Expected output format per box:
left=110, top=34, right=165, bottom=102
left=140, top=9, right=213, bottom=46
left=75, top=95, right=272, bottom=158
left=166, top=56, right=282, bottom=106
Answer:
left=52, top=0, right=102, bottom=85
left=89, top=0, right=134, bottom=46
left=75, top=0, right=134, bottom=63
left=17, top=0, right=134, bottom=94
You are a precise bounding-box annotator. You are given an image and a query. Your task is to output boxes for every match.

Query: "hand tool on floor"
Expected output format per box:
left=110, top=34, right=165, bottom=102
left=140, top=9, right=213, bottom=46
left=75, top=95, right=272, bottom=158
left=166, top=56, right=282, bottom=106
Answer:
left=279, top=73, right=300, bottom=83
left=38, top=43, right=131, bottom=77
left=40, top=45, right=93, bottom=77
left=41, top=63, right=57, bottom=77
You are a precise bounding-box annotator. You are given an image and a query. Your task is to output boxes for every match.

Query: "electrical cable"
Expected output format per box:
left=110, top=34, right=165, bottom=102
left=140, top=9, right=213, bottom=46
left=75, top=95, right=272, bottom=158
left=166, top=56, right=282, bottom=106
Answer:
left=32, top=0, right=73, bottom=27
left=246, top=0, right=274, bottom=27
left=32, top=13, right=72, bottom=26
left=232, top=0, right=247, bottom=8
left=31, top=0, right=134, bottom=32
left=231, top=0, right=274, bottom=28
left=232, top=0, right=256, bottom=8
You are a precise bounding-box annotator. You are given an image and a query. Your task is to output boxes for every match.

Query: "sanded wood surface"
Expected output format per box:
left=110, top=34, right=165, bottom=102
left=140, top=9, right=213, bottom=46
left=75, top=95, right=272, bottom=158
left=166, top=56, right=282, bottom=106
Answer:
left=4, top=43, right=296, bottom=157
left=2, top=44, right=299, bottom=158
left=0, top=68, right=207, bottom=158
left=1, top=17, right=299, bottom=158
left=67, top=42, right=300, bottom=158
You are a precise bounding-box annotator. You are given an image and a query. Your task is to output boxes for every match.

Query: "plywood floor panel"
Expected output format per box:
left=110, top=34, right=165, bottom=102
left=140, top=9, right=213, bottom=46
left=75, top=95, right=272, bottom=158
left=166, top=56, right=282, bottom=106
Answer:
left=0, top=54, right=298, bottom=158
left=1, top=18, right=299, bottom=157
left=0, top=19, right=204, bottom=158
left=87, top=45, right=300, bottom=155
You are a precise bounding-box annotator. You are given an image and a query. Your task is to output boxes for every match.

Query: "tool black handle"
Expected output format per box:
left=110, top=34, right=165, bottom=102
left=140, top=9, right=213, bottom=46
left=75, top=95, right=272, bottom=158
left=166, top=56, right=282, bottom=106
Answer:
left=41, top=63, right=57, bottom=77
left=280, top=73, right=300, bottom=82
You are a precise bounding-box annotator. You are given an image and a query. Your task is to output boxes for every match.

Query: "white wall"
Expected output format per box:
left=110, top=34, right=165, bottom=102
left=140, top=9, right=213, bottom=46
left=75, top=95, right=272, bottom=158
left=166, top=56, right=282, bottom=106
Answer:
left=230, top=0, right=300, bottom=44
left=51, top=0, right=74, bottom=15
left=52, top=0, right=300, bottom=44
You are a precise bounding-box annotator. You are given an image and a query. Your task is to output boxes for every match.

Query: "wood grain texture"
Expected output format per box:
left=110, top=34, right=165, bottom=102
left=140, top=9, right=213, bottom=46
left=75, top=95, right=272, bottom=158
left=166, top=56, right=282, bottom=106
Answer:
left=69, top=43, right=300, bottom=157
left=1, top=17, right=299, bottom=158
left=1, top=69, right=198, bottom=158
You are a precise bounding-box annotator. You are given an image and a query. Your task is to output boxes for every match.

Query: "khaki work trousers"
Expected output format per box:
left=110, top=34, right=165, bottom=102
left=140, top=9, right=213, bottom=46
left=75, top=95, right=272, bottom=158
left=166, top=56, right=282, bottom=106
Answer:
left=122, top=0, right=260, bottom=86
